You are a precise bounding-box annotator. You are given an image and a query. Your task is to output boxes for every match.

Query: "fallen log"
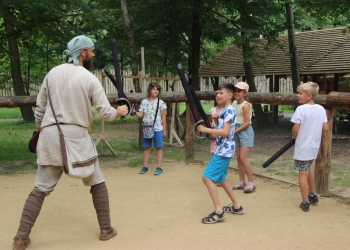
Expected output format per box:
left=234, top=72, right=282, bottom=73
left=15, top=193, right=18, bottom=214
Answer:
left=1, top=91, right=350, bottom=110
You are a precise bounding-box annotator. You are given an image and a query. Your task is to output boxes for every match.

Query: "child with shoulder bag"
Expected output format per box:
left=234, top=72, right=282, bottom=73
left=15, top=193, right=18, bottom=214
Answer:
left=133, top=82, right=167, bottom=175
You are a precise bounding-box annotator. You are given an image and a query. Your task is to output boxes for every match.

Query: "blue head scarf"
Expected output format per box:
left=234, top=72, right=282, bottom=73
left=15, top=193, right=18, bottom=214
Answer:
left=62, top=35, right=94, bottom=66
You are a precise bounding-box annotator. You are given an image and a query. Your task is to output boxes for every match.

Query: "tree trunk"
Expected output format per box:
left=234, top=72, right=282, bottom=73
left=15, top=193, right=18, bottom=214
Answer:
left=285, top=2, right=300, bottom=93
left=273, top=75, right=280, bottom=126
left=315, top=109, right=333, bottom=196
left=185, top=103, right=194, bottom=161
left=120, top=0, right=140, bottom=92
left=2, top=2, right=34, bottom=122
left=190, top=0, right=201, bottom=91
left=242, top=42, right=265, bottom=127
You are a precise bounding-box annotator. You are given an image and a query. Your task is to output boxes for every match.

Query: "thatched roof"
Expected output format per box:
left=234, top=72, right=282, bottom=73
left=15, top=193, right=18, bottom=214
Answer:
left=199, top=27, right=350, bottom=77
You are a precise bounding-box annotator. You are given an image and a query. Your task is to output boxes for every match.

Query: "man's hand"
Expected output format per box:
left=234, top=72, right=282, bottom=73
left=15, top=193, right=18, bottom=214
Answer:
left=116, top=105, right=128, bottom=118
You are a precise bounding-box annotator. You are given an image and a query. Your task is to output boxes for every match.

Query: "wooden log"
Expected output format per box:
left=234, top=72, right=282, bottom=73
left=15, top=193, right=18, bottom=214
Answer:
left=185, top=102, right=195, bottom=161
left=325, top=91, right=350, bottom=110
left=2, top=91, right=350, bottom=110
left=0, top=96, right=37, bottom=107
left=315, top=109, right=333, bottom=196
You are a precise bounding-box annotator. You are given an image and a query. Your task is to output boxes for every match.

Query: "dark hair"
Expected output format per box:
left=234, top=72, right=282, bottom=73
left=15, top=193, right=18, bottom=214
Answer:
left=147, top=82, right=161, bottom=97
left=218, top=83, right=235, bottom=95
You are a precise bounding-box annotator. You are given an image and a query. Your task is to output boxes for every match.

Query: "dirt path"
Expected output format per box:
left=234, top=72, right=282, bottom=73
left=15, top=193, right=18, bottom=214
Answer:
left=1, top=162, right=350, bottom=250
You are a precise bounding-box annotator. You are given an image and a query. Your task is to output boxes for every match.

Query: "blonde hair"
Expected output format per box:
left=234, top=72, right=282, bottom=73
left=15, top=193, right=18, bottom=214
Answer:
left=297, top=82, right=319, bottom=99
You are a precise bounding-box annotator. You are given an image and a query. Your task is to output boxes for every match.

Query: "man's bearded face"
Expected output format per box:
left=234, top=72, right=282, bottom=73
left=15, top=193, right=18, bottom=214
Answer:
left=83, top=57, right=93, bottom=71
left=83, top=47, right=95, bottom=71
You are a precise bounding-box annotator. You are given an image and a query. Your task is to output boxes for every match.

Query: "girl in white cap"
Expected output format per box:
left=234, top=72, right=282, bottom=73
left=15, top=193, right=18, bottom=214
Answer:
left=232, top=81, right=256, bottom=193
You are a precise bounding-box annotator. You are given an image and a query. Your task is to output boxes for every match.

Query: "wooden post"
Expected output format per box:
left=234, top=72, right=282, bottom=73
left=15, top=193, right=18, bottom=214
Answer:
left=334, top=73, right=339, bottom=92
left=323, top=74, right=328, bottom=93
left=315, top=109, right=334, bottom=196
left=185, top=103, right=195, bottom=161
left=267, top=75, right=273, bottom=93
left=169, top=103, right=174, bottom=144
left=268, top=75, right=278, bottom=126
left=303, top=74, right=308, bottom=83
left=164, top=103, right=184, bottom=147
left=141, top=47, right=146, bottom=87
left=94, top=76, right=116, bottom=156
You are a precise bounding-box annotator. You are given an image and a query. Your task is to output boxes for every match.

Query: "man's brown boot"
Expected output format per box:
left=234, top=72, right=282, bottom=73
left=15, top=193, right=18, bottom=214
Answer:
left=99, top=227, right=117, bottom=241
left=13, top=237, right=30, bottom=250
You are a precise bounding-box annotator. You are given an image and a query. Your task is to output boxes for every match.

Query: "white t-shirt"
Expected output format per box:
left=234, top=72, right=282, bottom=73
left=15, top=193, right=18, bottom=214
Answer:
left=291, top=104, right=328, bottom=160
left=139, top=98, right=167, bottom=131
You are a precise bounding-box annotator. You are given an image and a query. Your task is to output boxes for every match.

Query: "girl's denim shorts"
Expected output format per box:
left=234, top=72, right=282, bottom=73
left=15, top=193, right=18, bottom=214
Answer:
left=234, top=124, right=254, bottom=147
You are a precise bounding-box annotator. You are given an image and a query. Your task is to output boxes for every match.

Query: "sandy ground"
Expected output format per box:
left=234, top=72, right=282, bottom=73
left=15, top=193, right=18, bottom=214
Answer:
left=1, top=162, right=350, bottom=250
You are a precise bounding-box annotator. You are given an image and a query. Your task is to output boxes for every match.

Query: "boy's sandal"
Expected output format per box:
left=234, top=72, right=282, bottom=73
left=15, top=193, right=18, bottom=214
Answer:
left=232, top=182, right=246, bottom=190
left=222, top=204, right=244, bottom=215
left=202, top=211, right=226, bottom=224
left=243, top=182, right=256, bottom=193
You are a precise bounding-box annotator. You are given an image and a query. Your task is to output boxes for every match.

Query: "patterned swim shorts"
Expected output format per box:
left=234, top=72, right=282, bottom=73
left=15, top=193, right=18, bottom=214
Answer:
left=294, top=159, right=314, bottom=171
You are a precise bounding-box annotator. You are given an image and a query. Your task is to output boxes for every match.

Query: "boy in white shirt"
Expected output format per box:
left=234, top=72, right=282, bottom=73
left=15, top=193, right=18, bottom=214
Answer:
left=291, top=82, right=329, bottom=212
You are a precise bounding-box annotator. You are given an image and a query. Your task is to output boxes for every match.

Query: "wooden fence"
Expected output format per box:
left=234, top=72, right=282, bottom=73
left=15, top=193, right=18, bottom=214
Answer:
left=0, top=69, right=293, bottom=97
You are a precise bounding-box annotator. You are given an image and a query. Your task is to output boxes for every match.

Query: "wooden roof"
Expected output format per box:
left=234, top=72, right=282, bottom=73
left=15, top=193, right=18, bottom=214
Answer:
left=199, top=27, right=350, bottom=77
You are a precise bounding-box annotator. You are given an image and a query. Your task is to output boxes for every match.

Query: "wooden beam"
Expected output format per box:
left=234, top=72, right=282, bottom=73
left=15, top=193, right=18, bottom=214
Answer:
left=2, top=91, right=350, bottom=110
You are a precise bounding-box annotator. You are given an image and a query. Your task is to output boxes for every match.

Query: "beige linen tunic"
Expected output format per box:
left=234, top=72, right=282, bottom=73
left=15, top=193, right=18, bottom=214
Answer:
left=35, top=64, right=117, bottom=166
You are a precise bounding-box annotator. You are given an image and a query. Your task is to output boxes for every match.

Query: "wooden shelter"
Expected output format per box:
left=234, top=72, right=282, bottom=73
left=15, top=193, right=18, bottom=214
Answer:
left=199, top=27, right=350, bottom=93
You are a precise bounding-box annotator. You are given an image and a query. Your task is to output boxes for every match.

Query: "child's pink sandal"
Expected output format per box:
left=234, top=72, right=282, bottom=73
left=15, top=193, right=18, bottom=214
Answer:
left=232, top=182, right=246, bottom=190
left=243, top=182, right=256, bottom=193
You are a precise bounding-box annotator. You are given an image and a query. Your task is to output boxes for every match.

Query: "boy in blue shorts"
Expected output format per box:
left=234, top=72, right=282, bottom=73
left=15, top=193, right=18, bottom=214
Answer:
left=291, top=82, right=328, bottom=212
left=197, top=83, right=244, bottom=224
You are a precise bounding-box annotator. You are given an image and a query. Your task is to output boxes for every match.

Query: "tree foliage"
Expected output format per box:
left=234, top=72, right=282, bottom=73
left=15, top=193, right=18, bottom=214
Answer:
left=1, top=0, right=349, bottom=94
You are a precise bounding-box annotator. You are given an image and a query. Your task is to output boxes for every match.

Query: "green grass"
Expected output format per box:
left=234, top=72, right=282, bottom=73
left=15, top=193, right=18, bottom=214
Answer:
left=0, top=121, right=38, bottom=172
left=179, top=102, right=214, bottom=114
left=179, top=103, right=295, bottom=115
left=329, top=163, right=350, bottom=187
left=90, top=116, right=213, bottom=168
left=275, top=171, right=284, bottom=176
left=279, top=105, right=295, bottom=113
left=0, top=107, right=24, bottom=119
